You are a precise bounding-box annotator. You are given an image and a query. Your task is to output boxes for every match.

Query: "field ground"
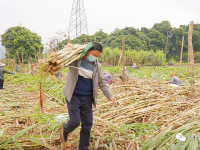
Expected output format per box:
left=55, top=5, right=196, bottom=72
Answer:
left=1, top=65, right=200, bottom=149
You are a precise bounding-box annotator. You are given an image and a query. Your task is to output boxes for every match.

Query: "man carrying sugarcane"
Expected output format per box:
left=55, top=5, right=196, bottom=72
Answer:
left=0, top=63, right=15, bottom=89
left=61, top=42, right=116, bottom=150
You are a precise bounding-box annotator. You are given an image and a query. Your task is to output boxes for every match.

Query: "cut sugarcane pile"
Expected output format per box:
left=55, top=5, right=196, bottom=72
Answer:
left=42, top=44, right=86, bottom=75
left=94, top=77, right=200, bottom=127
left=2, top=74, right=200, bottom=149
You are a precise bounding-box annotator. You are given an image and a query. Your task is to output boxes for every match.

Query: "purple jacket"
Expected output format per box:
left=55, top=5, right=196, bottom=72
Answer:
left=103, top=70, right=114, bottom=84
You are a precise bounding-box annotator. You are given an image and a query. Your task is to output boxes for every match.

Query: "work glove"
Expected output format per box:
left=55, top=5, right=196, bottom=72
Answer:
left=80, top=42, right=94, bottom=58
left=13, top=73, right=15, bottom=74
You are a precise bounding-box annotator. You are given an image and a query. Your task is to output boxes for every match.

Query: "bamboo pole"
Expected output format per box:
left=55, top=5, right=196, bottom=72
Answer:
left=178, top=36, right=184, bottom=78
left=122, top=38, right=125, bottom=84
left=151, top=50, right=155, bottom=71
left=188, top=21, right=195, bottom=95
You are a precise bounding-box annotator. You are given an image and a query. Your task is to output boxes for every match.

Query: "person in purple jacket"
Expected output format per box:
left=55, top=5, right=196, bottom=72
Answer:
left=103, top=70, right=114, bottom=84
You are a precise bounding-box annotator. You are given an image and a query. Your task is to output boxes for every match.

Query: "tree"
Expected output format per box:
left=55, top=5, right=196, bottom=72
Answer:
left=169, top=27, right=187, bottom=52
left=1, top=26, right=43, bottom=63
left=147, top=28, right=166, bottom=50
left=153, top=21, right=172, bottom=36
left=110, top=34, right=147, bottom=50
left=92, top=29, right=110, bottom=47
left=140, top=27, right=150, bottom=35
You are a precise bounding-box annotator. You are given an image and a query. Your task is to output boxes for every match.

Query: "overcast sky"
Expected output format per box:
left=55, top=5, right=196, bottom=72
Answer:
left=0, top=0, right=200, bottom=58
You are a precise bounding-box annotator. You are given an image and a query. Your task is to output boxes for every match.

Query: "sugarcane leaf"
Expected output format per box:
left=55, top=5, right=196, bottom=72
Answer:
left=109, top=142, right=113, bottom=150
left=94, top=137, right=100, bottom=150
left=0, top=124, right=36, bottom=149
left=0, top=127, right=7, bottom=138
left=142, top=125, right=173, bottom=150
left=171, top=140, right=185, bottom=150
left=180, top=140, right=190, bottom=150
left=14, top=124, right=37, bottom=138
left=29, top=136, right=55, bottom=149
left=155, top=132, right=177, bottom=150
left=187, top=140, right=198, bottom=150
left=12, top=137, right=23, bottom=150
left=187, top=115, right=200, bottom=124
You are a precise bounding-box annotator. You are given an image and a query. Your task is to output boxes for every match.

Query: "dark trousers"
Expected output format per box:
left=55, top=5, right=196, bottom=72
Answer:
left=63, top=95, right=93, bottom=150
left=0, top=79, right=4, bottom=89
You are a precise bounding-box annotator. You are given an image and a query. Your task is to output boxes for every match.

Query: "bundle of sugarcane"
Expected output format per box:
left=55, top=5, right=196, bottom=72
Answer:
left=42, top=44, right=86, bottom=75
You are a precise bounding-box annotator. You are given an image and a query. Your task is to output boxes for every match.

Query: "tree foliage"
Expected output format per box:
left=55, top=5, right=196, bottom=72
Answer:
left=59, top=21, right=200, bottom=55
left=1, top=26, right=44, bottom=62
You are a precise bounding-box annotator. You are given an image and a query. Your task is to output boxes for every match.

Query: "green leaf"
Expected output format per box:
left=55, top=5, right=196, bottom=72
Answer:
left=0, top=127, right=7, bottom=138
left=12, top=137, right=23, bottom=150
left=29, top=137, right=54, bottom=149
left=0, top=124, right=36, bottom=149
left=141, top=125, right=173, bottom=150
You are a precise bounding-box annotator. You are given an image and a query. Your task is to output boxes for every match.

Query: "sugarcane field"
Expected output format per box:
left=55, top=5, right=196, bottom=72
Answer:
left=1, top=27, right=200, bottom=149
left=1, top=1, right=200, bottom=149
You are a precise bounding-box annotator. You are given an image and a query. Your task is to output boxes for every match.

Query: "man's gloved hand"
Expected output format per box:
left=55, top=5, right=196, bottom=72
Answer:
left=13, top=73, right=15, bottom=74
left=80, top=42, right=94, bottom=58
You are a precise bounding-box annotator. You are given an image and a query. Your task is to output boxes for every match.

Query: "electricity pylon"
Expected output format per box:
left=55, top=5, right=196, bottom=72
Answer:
left=69, top=0, right=89, bottom=40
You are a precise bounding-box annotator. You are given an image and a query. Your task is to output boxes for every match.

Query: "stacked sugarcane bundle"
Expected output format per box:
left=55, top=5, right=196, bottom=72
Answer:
left=42, top=44, right=86, bottom=75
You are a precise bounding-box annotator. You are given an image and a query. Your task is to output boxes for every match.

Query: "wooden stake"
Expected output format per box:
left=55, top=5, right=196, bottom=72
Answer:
left=188, top=51, right=190, bottom=75
left=122, top=38, right=125, bottom=84
left=57, top=39, right=61, bottom=84
left=22, top=51, right=24, bottom=73
left=188, top=21, right=195, bottom=95
left=151, top=50, right=155, bottom=71
left=39, top=46, right=41, bottom=69
left=165, top=31, right=168, bottom=58
left=118, top=51, right=122, bottom=70
left=178, top=36, right=184, bottom=78
left=84, top=38, right=87, bottom=44
left=16, top=50, right=22, bottom=64
left=68, top=36, right=70, bottom=43
left=50, top=41, right=53, bottom=53
left=39, top=46, right=41, bottom=59
left=57, top=39, right=59, bottom=52
left=14, top=58, right=16, bottom=72
left=34, top=48, right=38, bottom=72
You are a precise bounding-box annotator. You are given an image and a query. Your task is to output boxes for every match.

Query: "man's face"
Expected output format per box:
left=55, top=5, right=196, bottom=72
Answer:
left=85, top=50, right=101, bottom=60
